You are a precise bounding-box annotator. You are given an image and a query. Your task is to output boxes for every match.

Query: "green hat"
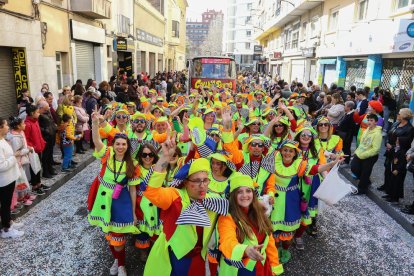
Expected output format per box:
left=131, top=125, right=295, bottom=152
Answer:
left=242, top=134, right=269, bottom=153
left=203, top=108, right=215, bottom=115
left=229, top=172, right=255, bottom=193
left=208, top=153, right=236, bottom=171
left=294, top=125, right=317, bottom=139
left=280, top=140, right=301, bottom=153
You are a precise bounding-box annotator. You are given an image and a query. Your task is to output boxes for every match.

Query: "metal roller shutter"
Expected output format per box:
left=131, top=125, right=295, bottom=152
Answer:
left=0, top=48, right=17, bottom=118
left=291, top=60, right=305, bottom=83
left=323, top=64, right=336, bottom=87
left=75, top=41, right=95, bottom=83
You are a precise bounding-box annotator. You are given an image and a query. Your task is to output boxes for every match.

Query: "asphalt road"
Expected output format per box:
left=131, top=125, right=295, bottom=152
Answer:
left=1, top=160, right=414, bottom=276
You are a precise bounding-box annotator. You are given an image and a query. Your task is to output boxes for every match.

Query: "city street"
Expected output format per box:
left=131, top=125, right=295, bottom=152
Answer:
left=1, top=161, right=414, bottom=276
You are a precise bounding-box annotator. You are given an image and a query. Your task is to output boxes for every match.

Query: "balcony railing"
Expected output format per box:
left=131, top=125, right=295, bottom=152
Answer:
left=71, top=0, right=111, bottom=19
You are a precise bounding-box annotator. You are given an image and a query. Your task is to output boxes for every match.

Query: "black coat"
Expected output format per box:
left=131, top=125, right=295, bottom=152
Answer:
left=337, top=112, right=356, bottom=133
left=38, top=112, right=56, bottom=142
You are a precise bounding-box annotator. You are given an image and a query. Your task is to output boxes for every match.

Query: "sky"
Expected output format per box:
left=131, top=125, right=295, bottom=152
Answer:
left=186, top=0, right=227, bottom=21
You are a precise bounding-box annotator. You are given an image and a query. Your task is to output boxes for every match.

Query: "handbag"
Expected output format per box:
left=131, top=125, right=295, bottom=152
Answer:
left=313, top=164, right=358, bottom=205
left=28, top=152, right=42, bottom=175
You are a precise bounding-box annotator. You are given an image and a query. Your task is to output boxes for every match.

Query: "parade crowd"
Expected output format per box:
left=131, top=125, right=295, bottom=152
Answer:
left=1, top=70, right=414, bottom=276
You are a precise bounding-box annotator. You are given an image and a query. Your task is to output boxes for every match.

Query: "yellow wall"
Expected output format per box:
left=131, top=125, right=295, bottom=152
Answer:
left=135, top=2, right=165, bottom=37
left=3, top=0, right=32, bottom=16
left=40, top=4, right=70, bottom=56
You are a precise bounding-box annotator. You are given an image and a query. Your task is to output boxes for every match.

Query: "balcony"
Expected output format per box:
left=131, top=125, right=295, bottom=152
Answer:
left=255, top=0, right=324, bottom=41
left=71, top=0, right=111, bottom=19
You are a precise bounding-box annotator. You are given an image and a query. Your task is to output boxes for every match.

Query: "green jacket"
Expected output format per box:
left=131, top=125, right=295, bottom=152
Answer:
left=355, top=126, right=382, bottom=159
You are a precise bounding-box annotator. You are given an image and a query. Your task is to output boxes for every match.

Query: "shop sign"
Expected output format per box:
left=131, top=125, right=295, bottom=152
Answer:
left=407, top=22, right=414, bottom=38
left=12, top=48, right=29, bottom=97
left=116, top=38, right=127, bottom=51
left=254, top=45, right=263, bottom=53
left=301, top=47, right=315, bottom=58
left=136, top=29, right=163, bottom=47
left=191, top=78, right=235, bottom=90
left=394, top=19, right=414, bottom=52
left=273, top=52, right=282, bottom=59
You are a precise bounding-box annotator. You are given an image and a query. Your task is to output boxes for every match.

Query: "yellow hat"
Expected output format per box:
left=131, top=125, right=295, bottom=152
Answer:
left=262, top=107, right=276, bottom=117
left=170, top=158, right=211, bottom=187
left=203, top=108, right=215, bottom=115
left=131, top=112, right=146, bottom=121
left=229, top=172, right=255, bottom=193
left=115, top=109, right=128, bottom=115
left=154, top=116, right=168, bottom=125
left=242, top=135, right=268, bottom=153
left=280, top=140, right=301, bottom=153
left=126, top=102, right=136, bottom=107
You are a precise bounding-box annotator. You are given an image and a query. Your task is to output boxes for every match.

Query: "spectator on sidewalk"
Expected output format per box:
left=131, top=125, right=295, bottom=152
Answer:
left=336, top=101, right=356, bottom=164
left=327, top=93, right=345, bottom=129
left=356, top=89, right=369, bottom=116
left=60, top=114, right=79, bottom=173
left=73, top=95, right=89, bottom=154
left=0, top=117, right=24, bottom=239
left=24, top=104, right=47, bottom=195
left=7, top=116, right=37, bottom=205
left=16, top=88, right=34, bottom=119
left=38, top=101, right=57, bottom=178
left=380, top=89, right=396, bottom=135
left=402, top=140, right=414, bottom=215
left=351, top=114, right=383, bottom=194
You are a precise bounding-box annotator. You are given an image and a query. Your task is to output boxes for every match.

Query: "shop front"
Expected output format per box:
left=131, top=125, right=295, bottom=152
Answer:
left=114, top=37, right=135, bottom=78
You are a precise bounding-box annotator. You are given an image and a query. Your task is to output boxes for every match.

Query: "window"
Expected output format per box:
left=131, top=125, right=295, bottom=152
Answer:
left=396, top=0, right=414, bottom=9
left=329, top=8, right=339, bottom=31
left=302, top=22, right=307, bottom=42
left=172, top=20, right=180, bottom=38
left=291, top=23, right=300, bottom=49
left=357, top=0, right=369, bottom=21
left=246, top=30, right=251, bottom=37
left=118, top=15, right=130, bottom=35
left=245, top=42, right=251, bottom=49
left=247, top=3, right=252, bottom=10
left=245, top=16, right=252, bottom=24
left=276, top=0, right=281, bottom=16
left=284, top=29, right=292, bottom=50
left=56, top=52, right=63, bottom=90
left=310, top=17, right=319, bottom=38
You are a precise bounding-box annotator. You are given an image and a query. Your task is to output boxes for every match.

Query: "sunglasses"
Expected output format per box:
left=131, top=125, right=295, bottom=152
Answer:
left=210, top=133, right=220, bottom=138
left=274, top=124, right=284, bottom=128
left=251, top=122, right=260, bottom=126
left=268, top=112, right=276, bottom=116
left=142, top=152, right=155, bottom=158
left=318, top=123, right=329, bottom=127
left=116, top=114, right=128, bottom=119
left=300, top=133, right=313, bottom=138
left=157, top=100, right=164, bottom=103
left=114, top=133, right=128, bottom=139
left=133, top=119, right=146, bottom=124
left=250, top=142, right=264, bottom=148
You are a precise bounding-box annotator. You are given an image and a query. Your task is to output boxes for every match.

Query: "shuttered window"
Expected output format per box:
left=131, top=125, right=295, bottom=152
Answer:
left=75, top=41, right=95, bottom=83
left=0, top=47, right=17, bottom=118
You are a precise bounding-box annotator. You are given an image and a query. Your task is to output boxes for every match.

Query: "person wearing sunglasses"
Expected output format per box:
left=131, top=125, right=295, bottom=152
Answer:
left=129, top=113, right=158, bottom=158
left=134, top=144, right=161, bottom=262
left=151, top=106, right=164, bottom=119
left=292, top=126, right=326, bottom=248
left=237, top=115, right=262, bottom=146
left=142, top=136, right=228, bottom=276
left=314, top=117, right=343, bottom=161
left=98, top=109, right=131, bottom=147
left=271, top=140, right=344, bottom=263
left=88, top=107, right=140, bottom=276
left=218, top=173, right=284, bottom=276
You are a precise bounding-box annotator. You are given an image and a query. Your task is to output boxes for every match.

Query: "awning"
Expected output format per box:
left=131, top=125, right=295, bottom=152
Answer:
left=319, top=59, right=336, bottom=65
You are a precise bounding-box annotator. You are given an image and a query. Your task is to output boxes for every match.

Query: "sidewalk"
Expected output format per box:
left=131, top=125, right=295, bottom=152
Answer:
left=340, top=143, right=414, bottom=236
left=12, top=146, right=96, bottom=219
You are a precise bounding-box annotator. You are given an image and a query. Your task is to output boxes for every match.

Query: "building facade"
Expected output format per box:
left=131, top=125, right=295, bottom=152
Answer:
left=0, top=0, right=188, bottom=118
left=253, top=0, right=414, bottom=92
left=225, top=0, right=257, bottom=71
left=186, top=9, right=224, bottom=59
